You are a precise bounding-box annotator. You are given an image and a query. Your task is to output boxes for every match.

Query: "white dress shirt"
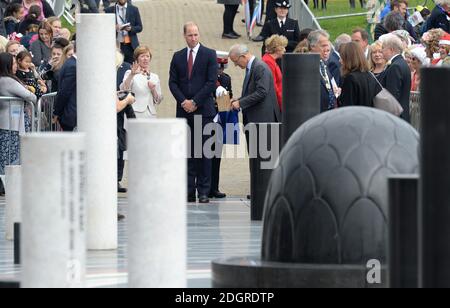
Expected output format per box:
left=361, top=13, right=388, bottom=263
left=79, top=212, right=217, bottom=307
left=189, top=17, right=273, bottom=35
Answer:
left=187, top=43, right=201, bottom=65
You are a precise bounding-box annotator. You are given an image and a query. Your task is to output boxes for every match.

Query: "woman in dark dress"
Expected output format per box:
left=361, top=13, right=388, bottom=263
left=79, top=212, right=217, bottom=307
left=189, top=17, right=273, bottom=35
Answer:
left=339, top=42, right=382, bottom=107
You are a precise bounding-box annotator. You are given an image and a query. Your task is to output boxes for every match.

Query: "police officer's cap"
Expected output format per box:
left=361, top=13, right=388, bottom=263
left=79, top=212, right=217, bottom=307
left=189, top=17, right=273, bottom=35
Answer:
left=275, top=0, right=292, bottom=8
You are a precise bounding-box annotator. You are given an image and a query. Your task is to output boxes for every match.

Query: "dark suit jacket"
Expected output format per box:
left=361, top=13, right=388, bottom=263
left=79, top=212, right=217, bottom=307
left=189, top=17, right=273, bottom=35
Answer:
left=380, top=54, right=411, bottom=122
left=116, top=61, right=135, bottom=152
left=54, top=57, right=77, bottom=129
left=260, top=17, right=301, bottom=53
left=424, top=6, right=450, bottom=33
left=264, top=0, right=277, bottom=23
left=374, top=17, right=417, bottom=41
left=340, top=71, right=382, bottom=107
left=169, top=44, right=217, bottom=119
left=320, top=62, right=338, bottom=112
left=327, top=51, right=342, bottom=86
left=117, top=61, right=131, bottom=91
left=240, top=58, right=281, bottom=125
left=105, top=4, right=143, bottom=49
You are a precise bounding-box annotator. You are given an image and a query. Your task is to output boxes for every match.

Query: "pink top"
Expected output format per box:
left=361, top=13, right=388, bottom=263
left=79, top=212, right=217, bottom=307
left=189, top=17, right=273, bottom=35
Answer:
left=23, top=0, right=45, bottom=21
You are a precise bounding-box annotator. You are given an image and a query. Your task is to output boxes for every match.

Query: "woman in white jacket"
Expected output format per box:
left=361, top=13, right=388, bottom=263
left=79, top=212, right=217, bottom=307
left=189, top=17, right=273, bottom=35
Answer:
left=120, top=46, right=163, bottom=118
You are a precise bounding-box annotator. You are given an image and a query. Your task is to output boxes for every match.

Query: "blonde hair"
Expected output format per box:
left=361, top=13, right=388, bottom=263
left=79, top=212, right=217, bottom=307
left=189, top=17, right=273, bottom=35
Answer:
left=265, top=34, right=288, bottom=54
left=368, top=41, right=384, bottom=70
left=5, top=40, right=20, bottom=53
left=294, top=40, right=309, bottom=53
left=0, top=36, right=8, bottom=52
left=133, top=45, right=152, bottom=61
left=116, top=50, right=124, bottom=69
left=47, top=16, right=61, bottom=26
left=422, top=28, right=445, bottom=58
left=59, top=28, right=71, bottom=40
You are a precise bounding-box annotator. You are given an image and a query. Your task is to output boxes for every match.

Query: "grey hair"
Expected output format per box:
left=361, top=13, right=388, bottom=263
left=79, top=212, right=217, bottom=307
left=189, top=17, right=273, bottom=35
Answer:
left=308, top=30, right=330, bottom=48
left=183, top=21, right=199, bottom=34
left=334, top=34, right=352, bottom=53
left=384, top=12, right=405, bottom=32
left=229, top=44, right=250, bottom=57
left=435, top=0, right=450, bottom=6
left=380, top=33, right=404, bottom=53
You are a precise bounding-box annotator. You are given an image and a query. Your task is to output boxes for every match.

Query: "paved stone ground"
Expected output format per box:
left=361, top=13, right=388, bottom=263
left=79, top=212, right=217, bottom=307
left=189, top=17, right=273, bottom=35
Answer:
left=122, top=0, right=267, bottom=196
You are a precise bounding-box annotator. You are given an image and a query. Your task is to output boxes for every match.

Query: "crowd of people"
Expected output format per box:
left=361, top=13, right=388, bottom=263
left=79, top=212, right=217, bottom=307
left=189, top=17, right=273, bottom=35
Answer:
left=0, top=0, right=78, bottom=195
left=0, top=0, right=450, bottom=204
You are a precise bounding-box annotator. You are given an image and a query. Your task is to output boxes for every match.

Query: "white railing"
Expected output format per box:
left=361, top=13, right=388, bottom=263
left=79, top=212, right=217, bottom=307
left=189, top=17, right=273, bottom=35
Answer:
left=290, top=0, right=322, bottom=31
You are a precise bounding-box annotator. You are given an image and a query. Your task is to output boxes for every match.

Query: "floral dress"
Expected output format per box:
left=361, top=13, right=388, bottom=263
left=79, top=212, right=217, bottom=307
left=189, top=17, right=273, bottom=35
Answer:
left=0, top=113, right=31, bottom=175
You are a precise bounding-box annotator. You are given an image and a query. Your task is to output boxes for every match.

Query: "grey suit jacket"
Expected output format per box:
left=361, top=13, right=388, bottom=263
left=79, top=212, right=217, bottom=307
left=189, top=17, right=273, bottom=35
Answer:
left=240, top=58, right=281, bottom=125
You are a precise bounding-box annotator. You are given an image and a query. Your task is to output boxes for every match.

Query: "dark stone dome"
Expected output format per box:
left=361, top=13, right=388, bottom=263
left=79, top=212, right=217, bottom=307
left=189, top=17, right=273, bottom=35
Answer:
left=262, top=107, right=419, bottom=264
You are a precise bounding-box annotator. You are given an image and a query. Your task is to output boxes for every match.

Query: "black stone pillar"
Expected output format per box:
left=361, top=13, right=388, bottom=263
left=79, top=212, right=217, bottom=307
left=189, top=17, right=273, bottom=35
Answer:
left=282, top=53, right=321, bottom=145
left=388, top=175, right=419, bottom=288
left=420, top=67, right=450, bottom=288
left=14, top=223, right=20, bottom=265
left=248, top=123, right=281, bottom=221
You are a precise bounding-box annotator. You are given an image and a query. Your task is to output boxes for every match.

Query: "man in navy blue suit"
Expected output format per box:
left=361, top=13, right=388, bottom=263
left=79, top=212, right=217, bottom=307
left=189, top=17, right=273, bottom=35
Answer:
left=105, top=0, right=143, bottom=64
left=327, top=33, right=351, bottom=87
left=169, top=22, right=217, bottom=204
left=54, top=52, right=77, bottom=131
left=308, top=30, right=339, bottom=112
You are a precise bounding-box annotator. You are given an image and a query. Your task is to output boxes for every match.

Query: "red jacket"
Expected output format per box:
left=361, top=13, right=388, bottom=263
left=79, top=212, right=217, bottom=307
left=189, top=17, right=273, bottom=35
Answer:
left=262, top=53, right=282, bottom=111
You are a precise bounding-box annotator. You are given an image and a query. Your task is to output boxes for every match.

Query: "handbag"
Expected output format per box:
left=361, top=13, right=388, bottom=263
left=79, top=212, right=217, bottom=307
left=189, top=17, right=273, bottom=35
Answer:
left=369, top=72, right=404, bottom=116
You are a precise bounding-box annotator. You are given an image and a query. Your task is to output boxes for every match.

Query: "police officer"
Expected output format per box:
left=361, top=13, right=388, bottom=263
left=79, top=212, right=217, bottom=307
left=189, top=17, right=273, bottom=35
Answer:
left=210, top=54, right=239, bottom=199
left=252, top=0, right=301, bottom=54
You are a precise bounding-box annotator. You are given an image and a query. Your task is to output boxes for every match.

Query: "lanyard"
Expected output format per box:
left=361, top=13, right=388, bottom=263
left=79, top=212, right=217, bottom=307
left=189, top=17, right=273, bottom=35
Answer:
left=116, top=4, right=127, bottom=24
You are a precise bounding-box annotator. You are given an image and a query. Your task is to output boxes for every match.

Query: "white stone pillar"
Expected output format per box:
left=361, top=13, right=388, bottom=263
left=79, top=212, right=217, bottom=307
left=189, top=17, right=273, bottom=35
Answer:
left=77, top=14, right=117, bottom=250
left=128, top=119, right=187, bottom=288
left=21, top=133, right=87, bottom=288
left=5, top=166, right=21, bottom=241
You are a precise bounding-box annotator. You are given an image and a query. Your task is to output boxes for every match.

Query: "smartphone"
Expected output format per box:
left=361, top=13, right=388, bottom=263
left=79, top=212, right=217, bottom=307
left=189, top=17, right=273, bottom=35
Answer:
left=120, top=23, right=131, bottom=29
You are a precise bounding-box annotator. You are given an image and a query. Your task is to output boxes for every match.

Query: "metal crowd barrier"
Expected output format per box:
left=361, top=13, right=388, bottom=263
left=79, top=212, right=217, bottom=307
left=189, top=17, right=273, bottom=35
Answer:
left=0, top=97, right=36, bottom=133
left=410, top=91, right=420, bottom=132
left=0, top=97, right=36, bottom=174
left=37, top=92, right=61, bottom=132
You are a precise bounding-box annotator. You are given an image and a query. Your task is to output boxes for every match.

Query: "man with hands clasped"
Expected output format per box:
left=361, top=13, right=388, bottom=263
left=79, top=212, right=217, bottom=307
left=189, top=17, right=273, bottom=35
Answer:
left=169, top=22, right=217, bottom=204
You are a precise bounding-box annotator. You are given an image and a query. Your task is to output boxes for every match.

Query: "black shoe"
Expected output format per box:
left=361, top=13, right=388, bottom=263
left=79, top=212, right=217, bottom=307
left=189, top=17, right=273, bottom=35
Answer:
left=222, top=32, right=239, bottom=39
left=232, top=31, right=241, bottom=37
left=118, top=183, right=127, bottom=193
left=247, top=195, right=251, bottom=200
left=209, top=191, right=226, bottom=199
left=256, top=22, right=264, bottom=27
left=188, top=195, right=196, bottom=203
left=252, top=35, right=265, bottom=42
left=198, top=195, right=210, bottom=204
left=118, top=213, right=125, bottom=221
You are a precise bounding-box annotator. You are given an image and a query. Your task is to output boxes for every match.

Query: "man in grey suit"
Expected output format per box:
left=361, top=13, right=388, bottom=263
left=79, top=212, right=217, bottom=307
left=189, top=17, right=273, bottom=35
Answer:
left=229, top=44, right=281, bottom=125
left=229, top=44, right=281, bottom=202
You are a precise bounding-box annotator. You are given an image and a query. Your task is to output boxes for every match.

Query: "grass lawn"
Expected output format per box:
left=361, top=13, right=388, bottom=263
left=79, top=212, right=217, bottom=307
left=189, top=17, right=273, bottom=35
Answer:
left=303, top=0, right=433, bottom=40
left=61, top=15, right=76, bottom=34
